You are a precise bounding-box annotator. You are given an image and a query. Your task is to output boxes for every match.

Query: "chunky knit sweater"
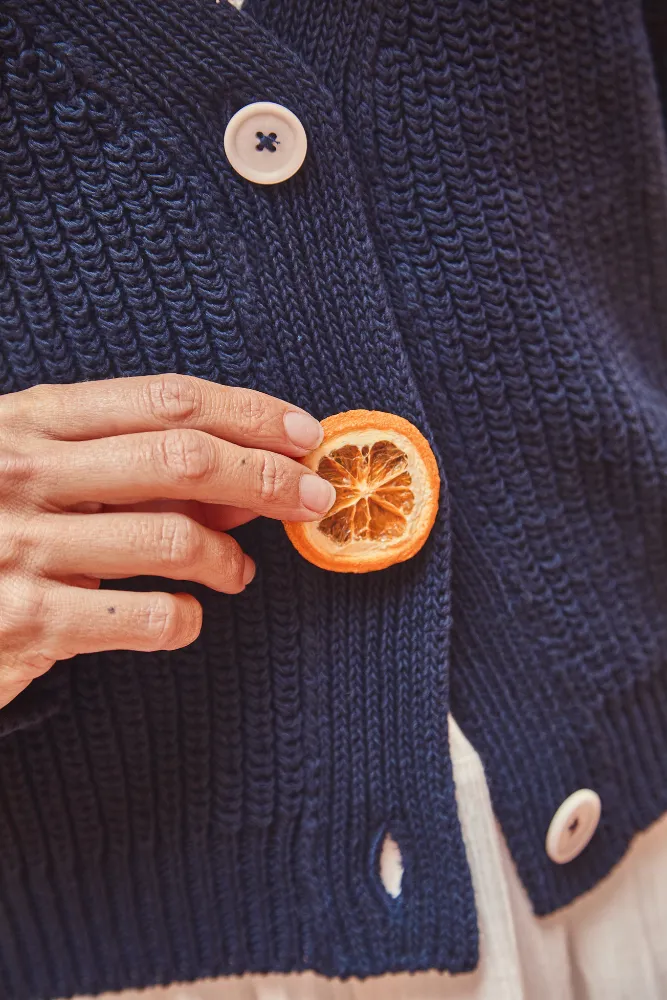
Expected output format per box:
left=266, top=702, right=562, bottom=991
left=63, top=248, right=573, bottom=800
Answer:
left=1, top=0, right=667, bottom=996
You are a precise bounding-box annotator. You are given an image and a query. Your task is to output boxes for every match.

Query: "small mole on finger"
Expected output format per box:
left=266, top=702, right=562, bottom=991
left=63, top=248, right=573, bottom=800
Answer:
left=107, top=607, right=116, bottom=614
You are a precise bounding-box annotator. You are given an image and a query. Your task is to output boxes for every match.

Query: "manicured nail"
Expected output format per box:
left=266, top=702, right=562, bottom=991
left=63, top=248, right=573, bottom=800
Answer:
left=284, top=410, right=324, bottom=451
left=243, top=555, right=256, bottom=585
left=300, top=474, right=336, bottom=514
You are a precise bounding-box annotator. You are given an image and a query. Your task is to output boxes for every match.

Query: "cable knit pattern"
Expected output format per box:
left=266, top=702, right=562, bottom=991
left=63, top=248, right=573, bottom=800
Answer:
left=0, top=1, right=666, bottom=996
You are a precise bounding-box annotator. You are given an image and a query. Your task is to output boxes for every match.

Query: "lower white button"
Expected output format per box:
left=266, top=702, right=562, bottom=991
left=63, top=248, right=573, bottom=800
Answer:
left=223, top=102, right=307, bottom=185
left=546, top=789, right=601, bottom=864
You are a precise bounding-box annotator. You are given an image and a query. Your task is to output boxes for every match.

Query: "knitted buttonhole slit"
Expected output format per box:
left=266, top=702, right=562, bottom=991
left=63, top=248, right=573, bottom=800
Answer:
left=378, top=833, right=404, bottom=899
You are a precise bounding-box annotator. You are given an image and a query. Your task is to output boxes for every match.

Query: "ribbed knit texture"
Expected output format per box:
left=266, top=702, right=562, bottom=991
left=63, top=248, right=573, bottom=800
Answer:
left=1, top=1, right=667, bottom=996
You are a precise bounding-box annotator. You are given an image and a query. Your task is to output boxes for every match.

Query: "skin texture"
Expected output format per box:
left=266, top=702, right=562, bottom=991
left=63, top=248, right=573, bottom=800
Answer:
left=0, top=374, right=334, bottom=710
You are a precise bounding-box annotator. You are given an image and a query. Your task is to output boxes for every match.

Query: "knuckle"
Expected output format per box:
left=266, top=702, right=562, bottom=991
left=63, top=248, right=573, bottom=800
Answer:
left=159, top=429, right=214, bottom=485
left=140, top=596, right=183, bottom=649
left=9, top=383, right=51, bottom=424
left=256, top=451, right=285, bottom=503
left=0, top=446, right=35, bottom=491
left=0, top=519, right=26, bottom=570
left=158, top=514, right=203, bottom=570
left=20, top=383, right=51, bottom=403
left=236, top=390, right=272, bottom=433
left=0, top=579, right=46, bottom=641
left=144, top=374, right=201, bottom=425
left=224, top=540, right=246, bottom=586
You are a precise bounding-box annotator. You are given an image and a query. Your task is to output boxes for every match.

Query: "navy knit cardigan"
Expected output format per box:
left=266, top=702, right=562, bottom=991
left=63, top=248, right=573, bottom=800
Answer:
left=1, top=0, right=667, bottom=996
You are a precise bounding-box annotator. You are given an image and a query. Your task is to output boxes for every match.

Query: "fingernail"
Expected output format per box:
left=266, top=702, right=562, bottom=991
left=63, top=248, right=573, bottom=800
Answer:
left=300, top=474, right=336, bottom=514
left=284, top=410, right=324, bottom=451
left=243, top=555, right=256, bottom=585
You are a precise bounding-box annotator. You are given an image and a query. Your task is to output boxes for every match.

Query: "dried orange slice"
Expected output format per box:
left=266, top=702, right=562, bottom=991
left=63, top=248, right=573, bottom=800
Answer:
left=284, top=410, right=440, bottom=573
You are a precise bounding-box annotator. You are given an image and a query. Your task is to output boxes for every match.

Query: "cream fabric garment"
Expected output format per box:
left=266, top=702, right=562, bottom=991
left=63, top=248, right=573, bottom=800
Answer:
left=82, top=720, right=667, bottom=1000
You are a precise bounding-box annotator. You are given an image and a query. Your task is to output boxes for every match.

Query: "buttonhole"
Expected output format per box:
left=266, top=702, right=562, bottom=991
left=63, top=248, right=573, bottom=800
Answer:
left=378, top=832, right=403, bottom=899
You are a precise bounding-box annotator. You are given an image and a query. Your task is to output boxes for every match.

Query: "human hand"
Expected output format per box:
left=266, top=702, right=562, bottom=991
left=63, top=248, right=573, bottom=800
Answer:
left=0, top=374, right=334, bottom=708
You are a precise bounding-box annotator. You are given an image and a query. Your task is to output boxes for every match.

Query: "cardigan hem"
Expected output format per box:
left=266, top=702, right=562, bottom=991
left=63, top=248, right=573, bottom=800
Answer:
left=0, top=821, right=478, bottom=1000
left=456, top=666, right=667, bottom=916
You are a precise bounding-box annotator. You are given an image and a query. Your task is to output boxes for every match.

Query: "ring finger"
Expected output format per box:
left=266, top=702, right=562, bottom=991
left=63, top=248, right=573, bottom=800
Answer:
left=33, top=512, right=256, bottom=594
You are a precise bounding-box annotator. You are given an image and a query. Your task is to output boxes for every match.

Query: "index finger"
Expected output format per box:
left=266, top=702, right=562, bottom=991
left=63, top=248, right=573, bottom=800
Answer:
left=8, top=374, right=324, bottom=456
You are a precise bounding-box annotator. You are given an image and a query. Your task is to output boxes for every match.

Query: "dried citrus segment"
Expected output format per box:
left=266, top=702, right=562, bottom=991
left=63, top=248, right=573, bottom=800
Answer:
left=284, top=410, right=440, bottom=573
left=318, top=441, right=414, bottom=544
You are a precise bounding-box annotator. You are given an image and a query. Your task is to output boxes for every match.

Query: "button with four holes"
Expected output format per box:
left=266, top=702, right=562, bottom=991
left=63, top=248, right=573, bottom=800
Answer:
left=546, top=789, right=601, bottom=864
left=223, top=102, right=307, bottom=185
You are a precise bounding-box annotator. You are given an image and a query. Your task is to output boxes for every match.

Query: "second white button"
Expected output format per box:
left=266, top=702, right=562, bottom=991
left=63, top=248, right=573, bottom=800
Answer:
left=546, top=789, right=601, bottom=864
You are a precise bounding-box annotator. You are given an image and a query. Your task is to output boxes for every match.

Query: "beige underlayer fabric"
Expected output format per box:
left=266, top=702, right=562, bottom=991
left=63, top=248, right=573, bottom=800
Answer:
left=82, top=720, right=667, bottom=1000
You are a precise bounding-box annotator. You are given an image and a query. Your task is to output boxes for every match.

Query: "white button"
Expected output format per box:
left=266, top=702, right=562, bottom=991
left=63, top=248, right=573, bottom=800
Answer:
left=223, top=102, right=307, bottom=185
left=546, top=789, right=601, bottom=864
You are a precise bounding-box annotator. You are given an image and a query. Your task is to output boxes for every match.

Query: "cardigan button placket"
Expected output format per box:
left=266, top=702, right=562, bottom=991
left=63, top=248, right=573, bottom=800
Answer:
left=224, top=101, right=307, bottom=184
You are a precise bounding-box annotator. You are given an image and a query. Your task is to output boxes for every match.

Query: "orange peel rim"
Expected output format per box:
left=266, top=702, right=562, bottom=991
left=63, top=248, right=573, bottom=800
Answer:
left=283, top=409, right=440, bottom=574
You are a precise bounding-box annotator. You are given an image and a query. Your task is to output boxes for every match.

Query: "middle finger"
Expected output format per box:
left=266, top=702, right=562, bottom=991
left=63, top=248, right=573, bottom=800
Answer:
left=39, top=429, right=337, bottom=520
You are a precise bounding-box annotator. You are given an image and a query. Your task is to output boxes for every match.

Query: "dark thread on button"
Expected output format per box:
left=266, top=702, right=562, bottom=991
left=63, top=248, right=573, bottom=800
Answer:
left=568, top=817, right=579, bottom=834
left=256, top=131, right=280, bottom=152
